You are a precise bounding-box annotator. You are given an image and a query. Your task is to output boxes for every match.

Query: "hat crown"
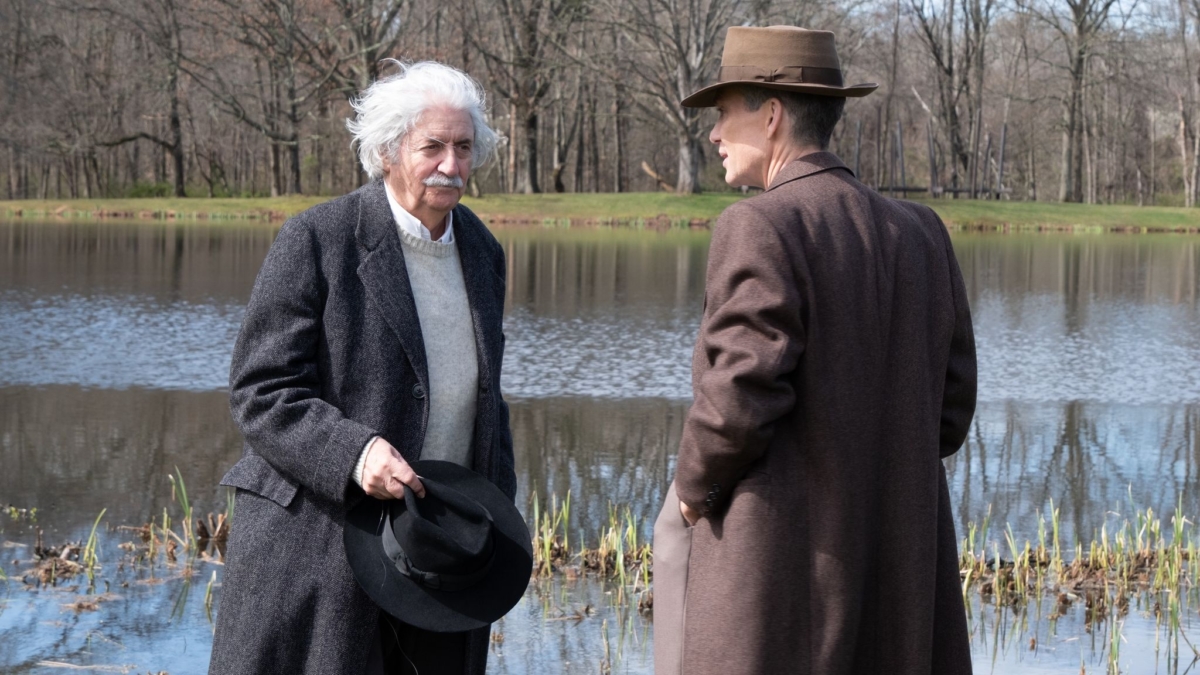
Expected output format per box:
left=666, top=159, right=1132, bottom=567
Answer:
left=680, top=25, right=877, bottom=106
left=389, top=480, right=494, bottom=578
left=721, top=26, right=841, bottom=72
left=344, top=460, right=534, bottom=632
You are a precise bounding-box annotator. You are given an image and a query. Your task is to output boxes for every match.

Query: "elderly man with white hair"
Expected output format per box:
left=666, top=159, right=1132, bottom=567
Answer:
left=208, top=60, right=517, bottom=675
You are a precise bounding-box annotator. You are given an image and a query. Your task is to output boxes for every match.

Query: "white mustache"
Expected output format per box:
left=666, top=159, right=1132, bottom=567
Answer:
left=423, top=174, right=464, bottom=188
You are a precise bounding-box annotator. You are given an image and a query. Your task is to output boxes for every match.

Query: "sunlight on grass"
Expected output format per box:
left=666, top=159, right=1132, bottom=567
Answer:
left=4, top=191, right=1200, bottom=231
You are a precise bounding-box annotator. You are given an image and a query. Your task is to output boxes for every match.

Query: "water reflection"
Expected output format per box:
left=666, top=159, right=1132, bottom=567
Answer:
left=954, top=234, right=1200, bottom=307
left=5, top=384, right=1199, bottom=556
left=950, top=401, right=1200, bottom=544
left=4, top=220, right=1200, bottom=674
left=0, top=220, right=276, bottom=303
left=500, top=230, right=709, bottom=316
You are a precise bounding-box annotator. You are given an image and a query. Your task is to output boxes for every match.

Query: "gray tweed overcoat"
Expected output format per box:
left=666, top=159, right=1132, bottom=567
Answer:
left=208, top=181, right=514, bottom=675
left=664, top=152, right=976, bottom=675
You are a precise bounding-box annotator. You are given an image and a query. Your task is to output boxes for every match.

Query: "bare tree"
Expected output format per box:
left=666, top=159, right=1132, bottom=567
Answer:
left=1018, top=0, right=1124, bottom=202
left=910, top=0, right=995, bottom=191
left=607, top=0, right=748, bottom=193
left=467, top=0, right=582, bottom=193
left=324, top=0, right=414, bottom=92
left=84, top=0, right=190, bottom=197
left=188, top=0, right=337, bottom=195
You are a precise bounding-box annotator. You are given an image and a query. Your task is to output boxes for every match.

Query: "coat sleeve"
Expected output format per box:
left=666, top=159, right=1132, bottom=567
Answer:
left=675, top=203, right=805, bottom=515
left=936, top=222, right=977, bottom=458
left=228, top=219, right=378, bottom=506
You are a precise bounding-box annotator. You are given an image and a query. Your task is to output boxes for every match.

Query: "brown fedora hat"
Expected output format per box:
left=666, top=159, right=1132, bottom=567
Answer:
left=681, top=26, right=878, bottom=107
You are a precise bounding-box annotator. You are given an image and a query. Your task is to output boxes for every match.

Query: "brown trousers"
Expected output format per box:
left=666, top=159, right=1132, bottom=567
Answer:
left=652, top=482, right=693, bottom=675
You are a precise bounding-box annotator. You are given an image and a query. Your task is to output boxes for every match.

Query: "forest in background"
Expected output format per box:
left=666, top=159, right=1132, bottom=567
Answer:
left=0, top=0, right=1192, bottom=204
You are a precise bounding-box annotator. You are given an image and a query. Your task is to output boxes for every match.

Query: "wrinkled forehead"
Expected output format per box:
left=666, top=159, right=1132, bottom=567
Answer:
left=409, top=106, right=476, bottom=144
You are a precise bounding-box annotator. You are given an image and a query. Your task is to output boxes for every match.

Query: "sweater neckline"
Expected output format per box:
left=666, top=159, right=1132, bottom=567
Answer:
left=398, top=226, right=457, bottom=259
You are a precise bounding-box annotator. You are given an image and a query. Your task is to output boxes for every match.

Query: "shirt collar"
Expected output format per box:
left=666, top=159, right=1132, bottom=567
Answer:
left=384, top=181, right=455, bottom=244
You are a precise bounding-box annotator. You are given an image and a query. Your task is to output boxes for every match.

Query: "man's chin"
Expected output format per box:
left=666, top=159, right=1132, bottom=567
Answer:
left=424, top=190, right=463, bottom=209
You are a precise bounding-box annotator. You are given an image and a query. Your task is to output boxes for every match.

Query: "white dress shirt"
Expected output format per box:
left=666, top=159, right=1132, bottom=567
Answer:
left=384, top=182, right=455, bottom=243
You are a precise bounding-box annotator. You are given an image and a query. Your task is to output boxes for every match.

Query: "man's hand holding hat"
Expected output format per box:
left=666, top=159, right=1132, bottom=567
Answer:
left=361, top=436, right=427, bottom=500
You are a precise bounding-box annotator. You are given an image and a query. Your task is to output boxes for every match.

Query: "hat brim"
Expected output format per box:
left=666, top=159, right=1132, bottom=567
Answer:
left=344, top=460, right=533, bottom=633
left=681, top=80, right=879, bottom=108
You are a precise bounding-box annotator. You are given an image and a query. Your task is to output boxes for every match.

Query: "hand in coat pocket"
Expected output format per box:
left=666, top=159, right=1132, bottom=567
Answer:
left=361, top=437, right=426, bottom=499
left=679, top=499, right=701, bottom=527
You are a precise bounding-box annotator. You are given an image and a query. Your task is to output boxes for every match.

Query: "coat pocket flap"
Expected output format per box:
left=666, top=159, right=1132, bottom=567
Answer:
left=219, top=454, right=299, bottom=508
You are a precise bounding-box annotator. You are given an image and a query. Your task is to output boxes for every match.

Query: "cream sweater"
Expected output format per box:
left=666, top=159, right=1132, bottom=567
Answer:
left=396, top=228, right=479, bottom=467
left=353, top=207, right=479, bottom=485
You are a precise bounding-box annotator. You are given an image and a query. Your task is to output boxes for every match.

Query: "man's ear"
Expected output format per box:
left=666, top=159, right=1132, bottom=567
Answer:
left=765, top=98, right=784, bottom=139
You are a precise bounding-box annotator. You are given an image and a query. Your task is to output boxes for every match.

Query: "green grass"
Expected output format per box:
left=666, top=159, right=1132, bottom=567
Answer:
left=0, top=195, right=327, bottom=221
left=4, top=191, right=1200, bottom=232
left=462, top=192, right=743, bottom=222
left=914, top=198, right=1200, bottom=232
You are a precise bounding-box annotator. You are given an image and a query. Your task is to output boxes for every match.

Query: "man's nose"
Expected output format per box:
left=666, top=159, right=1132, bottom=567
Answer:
left=709, top=124, right=721, bottom=145
left=438, top=150, right=461, bottom=177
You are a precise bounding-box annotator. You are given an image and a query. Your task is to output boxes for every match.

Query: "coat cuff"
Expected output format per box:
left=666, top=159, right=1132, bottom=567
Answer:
left=674, top=474, right=731, bottom=517
left=311, top=418, right=378, bottom=503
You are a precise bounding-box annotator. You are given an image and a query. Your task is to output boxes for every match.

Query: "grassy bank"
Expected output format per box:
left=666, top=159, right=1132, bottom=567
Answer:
left=4, top=192, right=1200, bottom=232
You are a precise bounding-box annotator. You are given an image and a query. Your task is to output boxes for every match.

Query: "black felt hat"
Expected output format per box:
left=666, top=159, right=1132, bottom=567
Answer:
left=343, top=460, right=533, bottom=632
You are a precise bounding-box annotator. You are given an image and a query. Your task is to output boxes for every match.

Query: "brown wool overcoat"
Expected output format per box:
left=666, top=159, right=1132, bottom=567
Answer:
left=670, top=152, right=976, bottom=675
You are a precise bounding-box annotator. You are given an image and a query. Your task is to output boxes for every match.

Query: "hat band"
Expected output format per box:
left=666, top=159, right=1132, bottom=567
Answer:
left=718, top=65, right=844, bottom=88
left=381, top=513, right=497, bottom=592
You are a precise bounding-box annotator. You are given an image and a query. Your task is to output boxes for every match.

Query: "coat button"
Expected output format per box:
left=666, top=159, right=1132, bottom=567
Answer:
left=412, top=383, right=425, bottom=400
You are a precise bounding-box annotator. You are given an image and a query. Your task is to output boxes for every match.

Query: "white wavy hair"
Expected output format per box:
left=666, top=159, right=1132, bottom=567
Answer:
left=346, top=60, right=501, bottom=180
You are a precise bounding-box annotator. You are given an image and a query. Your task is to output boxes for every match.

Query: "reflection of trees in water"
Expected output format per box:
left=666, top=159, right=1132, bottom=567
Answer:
left=953, top=234, right=1200, bottom=309
left=6, top=384, right=1199, bottom=561
left=509, top=397, right=686, bottom=539
left=498, top=233, right=708, bottom=317
left=0, top=385, right=242, bottom=532
left=0, top=386, right=687, bottom=542
left=947, top=400, right=1200, bottom=546
left=0, top=221, right=277, bottom=303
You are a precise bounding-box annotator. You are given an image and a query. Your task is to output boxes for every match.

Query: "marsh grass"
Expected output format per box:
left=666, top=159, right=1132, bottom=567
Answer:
left=17, top=477, right=1200, bottom=670
left=528, top=492, right=653, bottom=612
left=82, top=509, right=106, bottom=589
left=960, top=494, right=1200, bottom=673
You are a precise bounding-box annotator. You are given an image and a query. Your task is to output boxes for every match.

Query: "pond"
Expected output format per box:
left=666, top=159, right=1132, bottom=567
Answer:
left=1, top=219, right=1199, bottom=673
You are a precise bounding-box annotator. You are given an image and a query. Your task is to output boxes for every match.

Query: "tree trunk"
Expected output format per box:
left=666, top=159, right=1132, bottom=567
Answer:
left=676, top=134, right=703, bottom=194
left=270, top=144, right=282, bottom=198
left=613, top=89, right=626, bottom=193
left=573, top=90, right=586, bottom=192
left=1069, top=70, right=1085, bottom=202
left=507, top=104, right=517, bottom=193
left=168, top=64, right=186, bottom=198
left=588, top=97, right=600, bottom=193
left=521, top=107, right=540, bottom=194
left=289, top=138, right=301, bottom=195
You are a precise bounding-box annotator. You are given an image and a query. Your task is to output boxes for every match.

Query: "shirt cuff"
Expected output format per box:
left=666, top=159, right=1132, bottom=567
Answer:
left=353, top=436, right=378, bottom=487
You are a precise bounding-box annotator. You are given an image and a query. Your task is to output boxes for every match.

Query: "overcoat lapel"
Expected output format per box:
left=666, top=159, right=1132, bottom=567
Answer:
left=452, top=205, right=503, bottom=477
left=354, top=182, right=430, bottom=395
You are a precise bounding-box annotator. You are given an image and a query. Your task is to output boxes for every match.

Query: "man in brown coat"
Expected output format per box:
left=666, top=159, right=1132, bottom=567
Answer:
left=652, top=26, right=977, bottom=675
